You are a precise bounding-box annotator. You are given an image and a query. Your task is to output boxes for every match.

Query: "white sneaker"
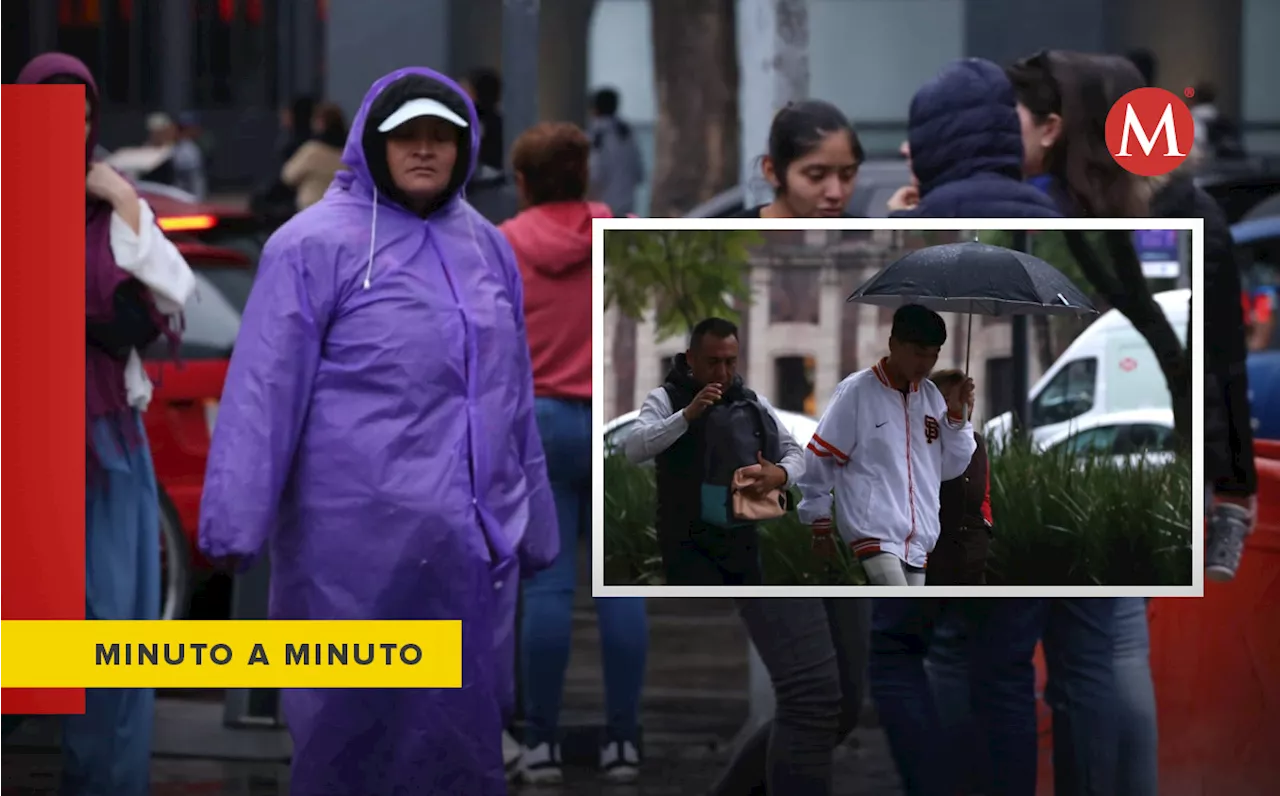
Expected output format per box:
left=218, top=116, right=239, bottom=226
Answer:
left=599, top=739, right=640, bottom=783
left=518, top=742, right=564, bottom=785
left=501, top=731, right=522, bottom=781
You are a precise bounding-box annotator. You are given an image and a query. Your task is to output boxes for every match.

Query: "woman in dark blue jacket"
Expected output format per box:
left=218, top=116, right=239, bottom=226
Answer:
left=874, top=57, right=1126, bottom=796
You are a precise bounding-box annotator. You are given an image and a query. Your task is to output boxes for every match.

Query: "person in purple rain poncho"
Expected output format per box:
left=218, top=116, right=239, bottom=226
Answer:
left=197, top=67, right=559, bottom=795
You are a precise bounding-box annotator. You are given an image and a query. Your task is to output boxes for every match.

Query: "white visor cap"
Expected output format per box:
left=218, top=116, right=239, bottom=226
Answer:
left=376, top=97, right=470, bottom=133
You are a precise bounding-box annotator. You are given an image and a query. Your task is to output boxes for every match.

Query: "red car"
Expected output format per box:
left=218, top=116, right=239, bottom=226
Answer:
left=139, top=181, right=269, bottom=261
left=143, top=242, right=255, bottom=620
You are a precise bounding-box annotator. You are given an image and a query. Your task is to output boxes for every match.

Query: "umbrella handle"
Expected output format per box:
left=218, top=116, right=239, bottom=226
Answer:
left=964, top=314, right=973, bottom=422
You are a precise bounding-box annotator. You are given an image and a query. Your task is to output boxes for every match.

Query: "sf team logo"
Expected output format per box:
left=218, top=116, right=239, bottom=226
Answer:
left=923, top=415, right=940, bottom=444
left=1105, top=87, right=1195, bottom=177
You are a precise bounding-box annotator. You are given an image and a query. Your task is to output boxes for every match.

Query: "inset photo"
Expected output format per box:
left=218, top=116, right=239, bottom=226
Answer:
left=593, top=219, right=1205, bottom=597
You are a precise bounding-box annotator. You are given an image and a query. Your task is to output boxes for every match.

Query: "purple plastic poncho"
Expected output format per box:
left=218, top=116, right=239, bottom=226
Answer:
left=197, top=67, right=559, bottom=795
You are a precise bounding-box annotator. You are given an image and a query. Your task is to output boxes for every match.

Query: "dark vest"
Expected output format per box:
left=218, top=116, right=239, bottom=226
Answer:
left=938, top=432, right=989, bottom=534
left=653, top=359, right=763, bottom=583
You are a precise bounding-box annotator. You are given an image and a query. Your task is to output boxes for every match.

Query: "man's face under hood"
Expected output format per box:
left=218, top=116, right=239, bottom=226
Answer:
left=362, top=75, right=473, bottom=215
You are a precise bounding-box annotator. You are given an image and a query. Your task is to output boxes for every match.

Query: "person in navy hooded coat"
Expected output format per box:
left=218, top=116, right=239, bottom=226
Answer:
left=873, top=59, right=1080, bottom=796
left=892, top=58, right=1059, bottom=220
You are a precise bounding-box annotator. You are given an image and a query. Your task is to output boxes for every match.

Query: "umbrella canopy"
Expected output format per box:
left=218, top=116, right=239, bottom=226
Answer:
left=847, top=241, right=1097, bottom=317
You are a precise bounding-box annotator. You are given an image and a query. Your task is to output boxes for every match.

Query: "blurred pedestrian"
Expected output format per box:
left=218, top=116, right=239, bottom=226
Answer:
left=461, top=67, right=505, bottom=171
left=498, top=121, right=650, bottom=784
left=874, top=57, right=1060, bottom=796
left=18, top=52, right=196, bottom=796
left=250, top=95, right=316, bottom=220
left=588, top=87, right=646, bottom=216
left=1188, top=82, right=1247, bottom=163
left=282, top=101, right=347, bottom=211
left=198, top=66, right=558, bottom=796
left=738, top=100, right=863, bottom=219
left=173, top=111, right=208, bottom=200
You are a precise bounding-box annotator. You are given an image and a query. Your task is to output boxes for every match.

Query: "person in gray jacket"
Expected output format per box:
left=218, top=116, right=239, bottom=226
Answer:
left=588, top=88, right=645, bottom=216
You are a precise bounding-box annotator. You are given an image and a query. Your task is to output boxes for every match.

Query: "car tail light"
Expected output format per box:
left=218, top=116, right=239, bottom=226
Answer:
left=204, top=399, right=220, bottom=436
left=159, top=214, right=218, bottom=232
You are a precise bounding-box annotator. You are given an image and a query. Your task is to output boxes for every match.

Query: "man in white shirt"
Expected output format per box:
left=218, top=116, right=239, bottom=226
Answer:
left=623, top=316, right=873, bottom=793
left=798, top=304, right=976, bottom=586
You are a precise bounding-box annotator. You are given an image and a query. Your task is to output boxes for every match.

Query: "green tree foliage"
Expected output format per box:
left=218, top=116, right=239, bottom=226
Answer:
left=604, top=229, right=761, bottom=340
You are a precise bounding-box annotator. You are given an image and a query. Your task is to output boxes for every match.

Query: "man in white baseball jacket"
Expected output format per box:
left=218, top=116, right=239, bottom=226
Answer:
left=797, top=304, right=977, bottom=586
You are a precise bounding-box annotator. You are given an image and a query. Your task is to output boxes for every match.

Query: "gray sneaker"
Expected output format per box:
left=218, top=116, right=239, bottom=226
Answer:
left=1206, top=502, right=1253, bottom=582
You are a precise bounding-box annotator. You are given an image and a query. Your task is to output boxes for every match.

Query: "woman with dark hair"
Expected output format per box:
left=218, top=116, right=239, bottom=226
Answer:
left=281, top=101, right=348, bottom=210
left=16, top=52, right=196, bottom=796
left=1004, top=49, right=1257, bottom=796
left=498, top=121, right=649, bottom=784
left=1005, top=50, right=1152, bottom=218
left=738, top=99, right=863, bottom=218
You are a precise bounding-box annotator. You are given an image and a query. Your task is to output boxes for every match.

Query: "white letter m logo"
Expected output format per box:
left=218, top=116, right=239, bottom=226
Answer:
left=1115, top=103, right=1184, bottom=157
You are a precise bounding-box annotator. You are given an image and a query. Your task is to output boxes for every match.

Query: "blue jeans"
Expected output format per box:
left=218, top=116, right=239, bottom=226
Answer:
left=968, top=598, right=1119, bottom=796
left=521, top=398, right=648, bottom=747
left=64, top=414, right=160, bottom=796
left=926, top=602, right=988, bottom=794
left=1113, top=598, right=1158, bottom=796
left=869, top=598, right=951, bottom=796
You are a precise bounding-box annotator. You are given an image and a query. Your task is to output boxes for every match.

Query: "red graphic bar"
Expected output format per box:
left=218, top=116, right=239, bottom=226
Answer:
left=2, top=85, right=87, bottom=714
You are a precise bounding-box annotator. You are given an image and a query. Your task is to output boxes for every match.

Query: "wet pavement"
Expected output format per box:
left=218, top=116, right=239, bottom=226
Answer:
left=3, top=729, right=902, bottom=795
left=3, top=552, right=903, bottom=794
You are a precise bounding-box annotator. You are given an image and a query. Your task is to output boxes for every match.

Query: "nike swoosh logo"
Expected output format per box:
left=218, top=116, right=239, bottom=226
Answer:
left=876, top=421, right=888, bottom=428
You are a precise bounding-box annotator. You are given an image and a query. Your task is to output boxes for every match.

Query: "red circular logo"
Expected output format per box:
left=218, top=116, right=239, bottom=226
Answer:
left=1105, top=88, right=1196, bottom=177
left=1120, top=357, right=1138, bottom=372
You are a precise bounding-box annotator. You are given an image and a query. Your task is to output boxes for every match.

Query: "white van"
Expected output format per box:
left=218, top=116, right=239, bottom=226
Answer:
left=984, top=288, right=1189, bottom=448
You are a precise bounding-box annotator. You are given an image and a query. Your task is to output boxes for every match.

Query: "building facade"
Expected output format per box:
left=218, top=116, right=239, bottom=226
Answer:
left=604, top=229, right=1046, bottom=426
left=7, top=0, right=1275, bottom=196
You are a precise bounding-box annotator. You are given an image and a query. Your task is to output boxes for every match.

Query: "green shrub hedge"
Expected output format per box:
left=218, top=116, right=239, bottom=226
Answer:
left=602, top=441, right=1192, bottom=586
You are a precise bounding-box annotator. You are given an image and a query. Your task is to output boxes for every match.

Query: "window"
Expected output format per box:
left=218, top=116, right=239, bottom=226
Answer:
left=985, top=356, right=1014, bottom=420
left=1051, top=422, right=1175, bottom=459
left=774, top=356, right=814, bottom=415
left=1114, top=424, right=1176, bottom=455
left=1030, top=358, right=1097, bottom=427
left=54, top=0, right=160, bottom=106
left=604, top=420, right=635, bottom=457
left=1053, top=425, right=1120, bottom=457
left=770, top=267, right=820, bottom=324
left=2, top=2, right=33, bottom=84
left=192, top=0, right=279, bottom=108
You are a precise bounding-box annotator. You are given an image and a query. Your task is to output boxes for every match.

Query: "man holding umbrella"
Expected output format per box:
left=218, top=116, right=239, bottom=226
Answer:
left=797, top=304, right=978, bottom=587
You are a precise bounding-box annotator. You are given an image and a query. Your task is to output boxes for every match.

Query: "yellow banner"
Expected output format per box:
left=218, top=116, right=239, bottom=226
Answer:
left=0, top=620, right=462, bottom=688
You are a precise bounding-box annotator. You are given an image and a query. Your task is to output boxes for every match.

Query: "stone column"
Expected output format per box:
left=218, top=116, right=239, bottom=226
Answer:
left=815, top=264, right=842, bottom=413
left=747, top=264, right=773, bottom=394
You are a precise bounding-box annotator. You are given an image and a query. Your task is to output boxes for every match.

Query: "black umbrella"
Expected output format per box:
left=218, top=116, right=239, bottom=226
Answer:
left=846, top=240, right=1098, bottom=386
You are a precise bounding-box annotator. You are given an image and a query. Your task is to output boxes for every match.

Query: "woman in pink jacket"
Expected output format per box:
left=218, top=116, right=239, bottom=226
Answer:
left=499, top=122, right=649, bottom=785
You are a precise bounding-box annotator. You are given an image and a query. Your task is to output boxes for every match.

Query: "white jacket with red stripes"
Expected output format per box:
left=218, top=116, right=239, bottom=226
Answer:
left=796, top=358, right=977, bottom=569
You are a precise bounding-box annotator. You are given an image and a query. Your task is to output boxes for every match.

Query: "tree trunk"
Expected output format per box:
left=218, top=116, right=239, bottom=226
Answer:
left=649, top=0, right=741, bottom=217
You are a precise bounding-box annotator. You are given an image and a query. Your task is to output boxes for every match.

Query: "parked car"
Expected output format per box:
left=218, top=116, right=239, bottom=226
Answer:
left=604, top=407, right=819, bottom=460
left=138, top=181, right=268, bottom=263
left=143, top=242, right=254, bottom=619
left=1035, top=408, right=1177, bottom=469
left=683, top=158, right=913, bottom=219
left=985, top=289, right=1189, bottom=450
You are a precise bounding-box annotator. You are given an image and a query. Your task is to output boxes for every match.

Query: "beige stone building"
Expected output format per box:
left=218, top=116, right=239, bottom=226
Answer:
left=603, top=229, right=1052, bottom=427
